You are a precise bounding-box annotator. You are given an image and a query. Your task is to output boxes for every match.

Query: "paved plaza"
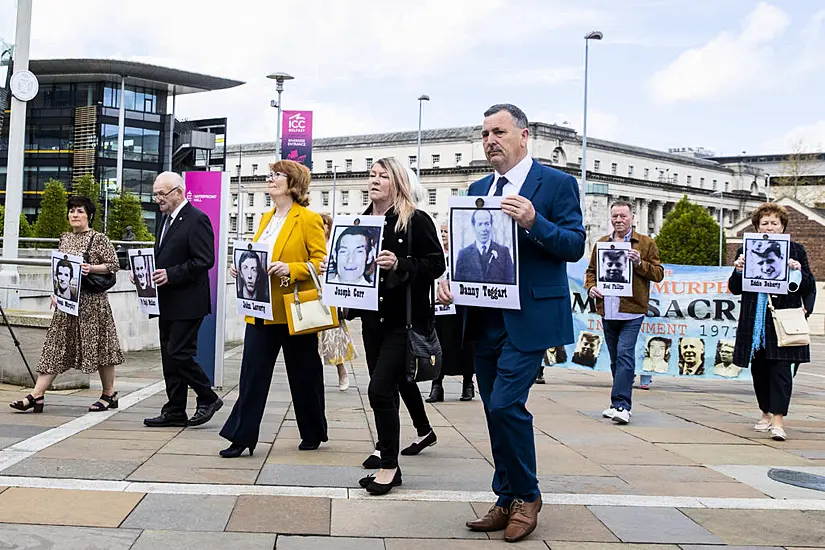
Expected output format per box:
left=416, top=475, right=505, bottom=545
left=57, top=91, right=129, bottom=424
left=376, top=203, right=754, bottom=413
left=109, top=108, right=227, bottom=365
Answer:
left=1, top=327, right=825, bottom=548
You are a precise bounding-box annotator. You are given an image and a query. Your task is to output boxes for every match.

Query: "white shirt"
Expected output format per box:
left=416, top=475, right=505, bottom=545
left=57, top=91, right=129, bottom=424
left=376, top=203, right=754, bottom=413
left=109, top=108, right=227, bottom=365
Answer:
left=258, top=211, right=288, bottom=249
left=160, top=199, right=188, bottom=243
left=487, top=154, right=533, bottom=196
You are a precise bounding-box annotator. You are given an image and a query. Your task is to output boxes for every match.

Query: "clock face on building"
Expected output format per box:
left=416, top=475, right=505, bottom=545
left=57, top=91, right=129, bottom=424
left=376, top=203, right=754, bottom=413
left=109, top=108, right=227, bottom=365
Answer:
left=10, top=70, right=39, bottom=102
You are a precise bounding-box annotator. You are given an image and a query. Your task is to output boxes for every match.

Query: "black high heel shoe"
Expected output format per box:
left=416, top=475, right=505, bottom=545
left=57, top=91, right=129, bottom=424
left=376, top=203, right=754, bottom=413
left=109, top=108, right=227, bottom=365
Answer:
left=219, top=443, right=256, bottom=458
left=9, top=394, right=44, bottom=413
left=366, top=468, right=402, bottom=495
left=89, top=392, right=119, bottom=412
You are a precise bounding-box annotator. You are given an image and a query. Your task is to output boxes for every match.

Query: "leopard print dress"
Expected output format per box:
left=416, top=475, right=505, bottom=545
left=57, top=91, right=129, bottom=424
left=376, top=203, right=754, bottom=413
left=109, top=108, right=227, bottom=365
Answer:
left=37, top=230, right=124, bottom=374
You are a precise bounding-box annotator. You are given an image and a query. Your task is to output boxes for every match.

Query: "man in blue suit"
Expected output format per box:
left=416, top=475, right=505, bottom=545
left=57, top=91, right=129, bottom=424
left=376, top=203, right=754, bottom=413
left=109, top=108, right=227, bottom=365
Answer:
left=438, top=104, right=585, bottom=543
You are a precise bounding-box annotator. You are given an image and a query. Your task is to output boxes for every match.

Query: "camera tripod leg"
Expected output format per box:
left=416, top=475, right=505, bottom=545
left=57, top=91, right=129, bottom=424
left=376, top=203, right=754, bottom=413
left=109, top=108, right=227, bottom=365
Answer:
left=0, top=301, right=36, bottom=385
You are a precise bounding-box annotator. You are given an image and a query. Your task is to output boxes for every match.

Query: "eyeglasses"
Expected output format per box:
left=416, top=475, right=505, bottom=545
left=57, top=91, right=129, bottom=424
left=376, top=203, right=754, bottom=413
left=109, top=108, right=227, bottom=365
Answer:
left=152, top=186, right=180, bottom=199
left=268, top=172, right=287, bottom=181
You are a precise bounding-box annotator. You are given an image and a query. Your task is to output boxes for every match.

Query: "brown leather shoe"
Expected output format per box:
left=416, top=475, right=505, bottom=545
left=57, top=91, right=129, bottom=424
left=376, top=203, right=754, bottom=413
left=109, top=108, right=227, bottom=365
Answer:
left=466, top=505, right=510, bottom=532
left=504, top=496, right=542, bottom=543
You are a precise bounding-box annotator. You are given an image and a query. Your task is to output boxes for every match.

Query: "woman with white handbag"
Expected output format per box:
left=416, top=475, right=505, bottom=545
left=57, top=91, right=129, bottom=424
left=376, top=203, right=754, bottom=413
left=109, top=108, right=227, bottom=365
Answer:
left=729, top=203, right=813, bottom=442
left=219, top=160, right=329, bottom=458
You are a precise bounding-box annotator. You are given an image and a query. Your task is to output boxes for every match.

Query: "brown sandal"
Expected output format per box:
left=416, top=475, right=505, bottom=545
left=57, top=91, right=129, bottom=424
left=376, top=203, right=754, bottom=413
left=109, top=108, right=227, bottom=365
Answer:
left=89, top=392, right=118, bottom=412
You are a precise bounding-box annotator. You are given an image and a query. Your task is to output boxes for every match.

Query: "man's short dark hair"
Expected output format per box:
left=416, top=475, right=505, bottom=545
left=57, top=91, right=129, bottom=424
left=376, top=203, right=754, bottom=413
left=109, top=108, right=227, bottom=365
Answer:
left=67, top=195, right=96, bottom=224
left=483, top=104, right=528, bottom=129
left=471, top=209, right=494, bottom=226
left=602, top=250, right=626, bottom=262
left=56, top=258, right=73, bottom=277
left=610, top=200, right=634, bottom=214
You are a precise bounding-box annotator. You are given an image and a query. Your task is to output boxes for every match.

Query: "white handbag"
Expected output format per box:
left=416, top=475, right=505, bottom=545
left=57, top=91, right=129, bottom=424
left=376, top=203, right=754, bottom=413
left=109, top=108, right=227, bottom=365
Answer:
left=283, top=262, right=338, bottom=336
left=767, top=295, right=810, bottom=347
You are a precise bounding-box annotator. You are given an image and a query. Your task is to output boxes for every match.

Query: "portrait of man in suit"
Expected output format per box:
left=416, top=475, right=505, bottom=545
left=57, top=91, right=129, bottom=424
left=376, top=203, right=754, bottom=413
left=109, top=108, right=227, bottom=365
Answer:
left=453, top=209, right=515, bottom=284
left=53, top=258, right=78, bottom=302
left=678, top=337, right=705, bottom=375
left=131, top=253, right=156, bottom=298
left=598, top=249, right=630, bottom=283
left=713, top=340, right=741, bottom=378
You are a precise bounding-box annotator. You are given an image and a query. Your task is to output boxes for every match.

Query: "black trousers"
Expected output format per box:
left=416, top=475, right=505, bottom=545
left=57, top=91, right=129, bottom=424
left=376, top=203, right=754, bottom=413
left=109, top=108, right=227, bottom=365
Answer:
left=220, top=322, right=328, bottom=447
left=159, top=317, right=219, bottom=415
left=751, top=349, right=793, bottom=416
left=363, top=327, right=432, bottom=469
left=434, top=311, right=475, bottom=385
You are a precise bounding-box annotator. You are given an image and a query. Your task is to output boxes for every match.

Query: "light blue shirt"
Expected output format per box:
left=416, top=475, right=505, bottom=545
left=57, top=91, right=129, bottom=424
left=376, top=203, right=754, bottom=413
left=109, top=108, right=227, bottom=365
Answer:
left=604, top=231, right=645, bottom=321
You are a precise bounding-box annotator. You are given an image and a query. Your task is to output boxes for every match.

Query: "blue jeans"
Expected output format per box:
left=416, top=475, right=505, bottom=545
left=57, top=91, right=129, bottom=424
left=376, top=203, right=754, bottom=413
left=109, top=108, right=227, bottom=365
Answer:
left=602, top=317, right=644, bottom=411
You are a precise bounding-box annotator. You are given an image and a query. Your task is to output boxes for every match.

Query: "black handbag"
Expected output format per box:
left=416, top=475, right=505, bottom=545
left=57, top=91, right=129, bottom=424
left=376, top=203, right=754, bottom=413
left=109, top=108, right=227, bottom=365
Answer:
left=81, top=232, right=117, bottom=293
left=404, top=218, right=443, bottom=383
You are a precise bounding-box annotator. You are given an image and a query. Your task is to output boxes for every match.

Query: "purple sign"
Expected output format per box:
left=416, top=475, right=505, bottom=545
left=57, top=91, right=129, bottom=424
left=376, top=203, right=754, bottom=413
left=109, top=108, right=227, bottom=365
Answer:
left=184, top=171, right=230, bottom=386
left=280, top=110, right=313, bottom=168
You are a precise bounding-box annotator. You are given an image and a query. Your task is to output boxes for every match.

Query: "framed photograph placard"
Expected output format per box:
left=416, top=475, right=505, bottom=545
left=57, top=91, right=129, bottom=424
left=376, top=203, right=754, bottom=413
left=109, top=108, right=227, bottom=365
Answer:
left=742, top=232, right=790, bottom=294
left=51, top=250, right=83, bottom=316
left=596, top=241, right=633, bottom=297
left=322, top=215, right=385, bottom=311
left=448, top=196, right=520, bottom=310
left=435, top=253, right=456, bottom=316
left=128, top=248, right=159, bottom=316
left=233, top=241, right=272, bottom=320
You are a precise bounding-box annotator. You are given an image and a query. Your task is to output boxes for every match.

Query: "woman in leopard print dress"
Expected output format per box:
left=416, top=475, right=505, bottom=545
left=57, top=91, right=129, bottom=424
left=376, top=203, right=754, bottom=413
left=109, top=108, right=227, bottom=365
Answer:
left=9, top=196, right=124, bottom=414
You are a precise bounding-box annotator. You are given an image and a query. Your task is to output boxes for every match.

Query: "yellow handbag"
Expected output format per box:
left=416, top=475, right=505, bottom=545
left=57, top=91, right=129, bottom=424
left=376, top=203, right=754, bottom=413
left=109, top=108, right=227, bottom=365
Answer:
left=284, top=262, right=339, bottom=336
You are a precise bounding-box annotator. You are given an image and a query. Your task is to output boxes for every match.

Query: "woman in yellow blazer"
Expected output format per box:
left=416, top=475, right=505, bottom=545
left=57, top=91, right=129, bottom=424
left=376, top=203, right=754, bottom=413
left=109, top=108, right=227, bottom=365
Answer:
left=219, top=159, right=329, bottom=458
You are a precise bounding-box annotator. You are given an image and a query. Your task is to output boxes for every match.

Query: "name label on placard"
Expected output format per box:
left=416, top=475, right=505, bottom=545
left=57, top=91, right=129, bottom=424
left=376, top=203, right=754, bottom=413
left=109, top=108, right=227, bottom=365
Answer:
left=56, top=297, right=76, bottom=313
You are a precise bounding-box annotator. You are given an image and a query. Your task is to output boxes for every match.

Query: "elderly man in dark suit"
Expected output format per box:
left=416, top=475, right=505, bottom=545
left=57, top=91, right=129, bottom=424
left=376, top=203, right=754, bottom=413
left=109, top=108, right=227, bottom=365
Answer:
left=454, top=209, right=515, bottom=284
left=439, top=104, right=585, bottom=542
left=143, top=171, right=223, bottom=428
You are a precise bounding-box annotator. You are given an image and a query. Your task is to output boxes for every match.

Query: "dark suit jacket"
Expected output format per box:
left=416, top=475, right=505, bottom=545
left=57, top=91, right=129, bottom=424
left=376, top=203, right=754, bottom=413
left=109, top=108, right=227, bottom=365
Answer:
left=466, top=159, right=585, bottom=352
left=454, top=240, right=515, bottom=284
left=729, top=242, right=813, bottom=366
left=154, top=202, right=215, bottom=320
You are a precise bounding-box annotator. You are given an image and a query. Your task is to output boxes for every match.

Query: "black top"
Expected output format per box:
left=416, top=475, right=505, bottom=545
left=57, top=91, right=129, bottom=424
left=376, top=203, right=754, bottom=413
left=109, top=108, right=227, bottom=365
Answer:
left=356, top=208, right=445, bottom=332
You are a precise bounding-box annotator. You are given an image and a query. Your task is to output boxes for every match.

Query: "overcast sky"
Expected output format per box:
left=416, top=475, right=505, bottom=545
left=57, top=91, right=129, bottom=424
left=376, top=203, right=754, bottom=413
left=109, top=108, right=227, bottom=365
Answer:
left=2, top=0, right=823, bottom=155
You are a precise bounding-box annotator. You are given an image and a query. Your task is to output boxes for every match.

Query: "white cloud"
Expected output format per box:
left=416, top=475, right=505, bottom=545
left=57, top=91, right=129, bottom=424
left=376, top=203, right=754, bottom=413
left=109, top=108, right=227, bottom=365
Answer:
left=648, top=2, right=789, bottom=104
left=763, top=121, right=825, bottom=153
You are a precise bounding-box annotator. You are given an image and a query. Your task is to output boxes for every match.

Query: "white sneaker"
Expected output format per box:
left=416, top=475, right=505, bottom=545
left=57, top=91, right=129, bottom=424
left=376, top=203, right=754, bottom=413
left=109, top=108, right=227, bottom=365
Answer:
left=612, top=408, right=631, bottom=424
left=338, top=371, right=350, bottom=391
left=771, top=427, right=787, bottom=441
left=602, top=407, right=617, bottom=419
left=754, top=419, right=772, bottom=432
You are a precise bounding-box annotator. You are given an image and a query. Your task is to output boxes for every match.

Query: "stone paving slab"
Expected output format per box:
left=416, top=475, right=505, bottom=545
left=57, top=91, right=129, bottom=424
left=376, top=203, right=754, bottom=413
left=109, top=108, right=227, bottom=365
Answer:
left=131, top=530, right=277, bottom=549
left=680, top=546, right=784, bottom=550
left=659, top=443, right=816, bottom=466
left=473, top=502, right=619, bottom=542
left=538, top=475, right=635, bottom=494
left=681, top=509, right=825, bottom=547
left=330, top=500, right=487, bottom=539
left=0, top=436, right=20, bottom=449
left=545, top=544, right=681, bottom=549
left=1, top=457, right=142, bottom=480
left=587, top=506, right=722, bottom=544
left=266, top=450, right=369, bottom=467
left=121, top=493, right=236, bottom=531
left=385, top=540, right=549, bottom=549
left=571, top=444, right=697, bottom=466
left=0, top=523, right=142, bottom=549
left=225, top=495, right=331, bottom=535
left=629, top=481, right=768, bottom=499
left=0, top=423, right=50, bottom=439
left=277, top=535, right=385, bottom=549
left=618, top=427, right=757, bottom=445
left=0, top=487, right=144, bottom=528
left=257, top=464, right=365, bottom=487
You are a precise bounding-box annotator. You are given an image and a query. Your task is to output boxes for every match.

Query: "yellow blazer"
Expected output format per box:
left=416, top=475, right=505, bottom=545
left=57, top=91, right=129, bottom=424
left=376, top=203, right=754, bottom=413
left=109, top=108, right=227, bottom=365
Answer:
left=245, top=203, right=327, bottom=325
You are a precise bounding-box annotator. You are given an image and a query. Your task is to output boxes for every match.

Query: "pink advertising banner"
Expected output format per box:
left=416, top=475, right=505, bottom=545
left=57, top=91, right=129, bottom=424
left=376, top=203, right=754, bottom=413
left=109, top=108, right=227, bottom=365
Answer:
left=280, top=110, right=313, bottom=168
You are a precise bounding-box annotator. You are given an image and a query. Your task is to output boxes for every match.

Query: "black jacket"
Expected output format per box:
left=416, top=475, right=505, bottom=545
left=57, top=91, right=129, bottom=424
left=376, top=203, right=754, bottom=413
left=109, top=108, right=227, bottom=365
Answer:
left=356, top=208, right=445, bottom=332
left=729, top=241, right=813, bottom=366
left=154, top=202, right=215, bottom=320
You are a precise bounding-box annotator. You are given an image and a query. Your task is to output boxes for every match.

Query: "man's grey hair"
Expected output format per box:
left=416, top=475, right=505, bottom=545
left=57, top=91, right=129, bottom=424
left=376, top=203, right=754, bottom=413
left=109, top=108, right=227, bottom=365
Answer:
left=156, top=171, right=186, bottom=192
left=484, top=104, right=528, bottom=129
left=610, top=199, right=634, bottom=214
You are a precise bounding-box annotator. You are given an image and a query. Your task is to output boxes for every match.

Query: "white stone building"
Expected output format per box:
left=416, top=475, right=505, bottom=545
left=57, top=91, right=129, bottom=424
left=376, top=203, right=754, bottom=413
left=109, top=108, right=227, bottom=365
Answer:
left=220, top=122, right=769, bottom=245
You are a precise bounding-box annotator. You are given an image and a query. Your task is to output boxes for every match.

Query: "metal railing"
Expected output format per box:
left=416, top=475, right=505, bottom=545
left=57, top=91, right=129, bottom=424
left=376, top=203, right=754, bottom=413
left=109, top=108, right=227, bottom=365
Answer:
left=0, top=237, right=155, bottom=247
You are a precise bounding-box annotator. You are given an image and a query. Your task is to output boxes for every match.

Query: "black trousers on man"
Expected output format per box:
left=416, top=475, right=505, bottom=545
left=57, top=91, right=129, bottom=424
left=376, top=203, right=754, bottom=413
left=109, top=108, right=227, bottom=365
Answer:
left=751, top=349, right=793, bottom=416
left=159, top=318, right=219, bottom=415
left=220, top=321, right=328, bottom=448
left=363, top=326, right=432, bottom=469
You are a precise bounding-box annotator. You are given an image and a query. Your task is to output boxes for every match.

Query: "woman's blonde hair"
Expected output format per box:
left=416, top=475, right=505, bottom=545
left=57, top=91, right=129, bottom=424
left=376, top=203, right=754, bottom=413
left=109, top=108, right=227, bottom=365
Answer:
left=374, top=157, right=416, bottom=232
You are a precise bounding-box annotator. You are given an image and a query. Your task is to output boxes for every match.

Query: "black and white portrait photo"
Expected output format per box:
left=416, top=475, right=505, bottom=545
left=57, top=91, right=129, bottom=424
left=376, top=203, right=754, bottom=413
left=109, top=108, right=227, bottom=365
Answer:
left=452, top=208, right=516, bottom=285
left=131, top=252, right=156, bottom=298
left=678, top=337, right=705, bottom=376
left=544, top=345, right=568, bottom=366
left=642, top=336, right=671, bottom=373
left=51, top=250, right=83, bottom=316
left=742, top=232, right=791, bottom=294
left=234, top=249, right=270, bottom=303
left=572, top=331, right=602, bottom=368
left=713, top=339, right=741, bottom=378
left=595, top=242, right=633, bottom=297
left=326, top=225, right=381, bottom=288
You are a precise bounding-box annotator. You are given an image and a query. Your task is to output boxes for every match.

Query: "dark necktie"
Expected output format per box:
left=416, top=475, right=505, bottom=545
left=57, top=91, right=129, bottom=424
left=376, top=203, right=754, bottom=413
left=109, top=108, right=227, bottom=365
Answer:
left=481, top=245, right=488, bottom=258
left=494, top=176, right=509, bottom=196
left=160, top=215, right=172, bottom=244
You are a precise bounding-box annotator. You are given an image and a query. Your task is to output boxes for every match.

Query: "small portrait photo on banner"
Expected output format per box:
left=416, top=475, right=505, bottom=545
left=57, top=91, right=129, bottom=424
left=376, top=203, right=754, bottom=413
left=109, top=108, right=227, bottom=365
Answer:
left=712, top=339, right=741, bottom=378
left=51, top=250, right=82, bottom=316
left=572, top=331, right=602, bottom=368
left=642, top=336, right=672, bottom=373
left=596, top=241, right=633, bottom=296
left=448, top=196, right=519, bottom=310
left=233, top=241, right=273, bottom=321
left=742, top=232, right=790, bottom=294
left=678, top=337, right=706, bottom=376
left=543, top=345, right=568, bottom=367
left=128, top=248, right=159, bottom=316
left=322, top=215, right=384, bottom=311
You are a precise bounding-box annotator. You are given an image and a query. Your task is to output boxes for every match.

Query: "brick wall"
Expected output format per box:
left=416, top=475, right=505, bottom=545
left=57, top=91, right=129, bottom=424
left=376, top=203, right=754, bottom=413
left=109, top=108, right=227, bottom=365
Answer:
left=726, top=205, right=825, bottom=279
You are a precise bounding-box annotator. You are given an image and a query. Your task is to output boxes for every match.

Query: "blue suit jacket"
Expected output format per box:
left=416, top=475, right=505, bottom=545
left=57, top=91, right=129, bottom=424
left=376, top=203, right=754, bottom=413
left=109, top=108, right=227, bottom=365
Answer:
left=468, top=159, right=585, bottom=352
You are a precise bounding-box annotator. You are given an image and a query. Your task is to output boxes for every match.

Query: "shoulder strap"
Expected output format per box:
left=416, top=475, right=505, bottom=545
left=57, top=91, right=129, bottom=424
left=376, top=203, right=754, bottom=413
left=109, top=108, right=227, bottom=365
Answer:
left=406, top=219, right=413, bottom=329
left=84, top=231, right=97, bottom=261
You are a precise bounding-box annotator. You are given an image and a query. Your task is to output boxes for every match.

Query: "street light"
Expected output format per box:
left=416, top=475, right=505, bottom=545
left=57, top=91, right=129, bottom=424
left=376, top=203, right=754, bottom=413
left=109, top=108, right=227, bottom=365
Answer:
left=267, top=72, right=294, bottom=161
left=712, top=190, right=724, bottom=266
left=765, top=173, right=772, bottom=202
left=581, top=30, right=603, bottom=217
left=417, top=95, right=430, bottom=178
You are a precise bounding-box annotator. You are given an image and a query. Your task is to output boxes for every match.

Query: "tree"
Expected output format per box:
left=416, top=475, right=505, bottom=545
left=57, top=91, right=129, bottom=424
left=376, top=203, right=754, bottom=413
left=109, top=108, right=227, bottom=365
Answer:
left=655, top=195, right=725, bottom=266
left=778, top=140, right=824, bottom=200
left=33, top=179, right=70, bottom=238
left=0, top=205, right=33, bottom=240
left=70, top=173, right=103, bottom=231
left=107, top=190, right=154, bottom=242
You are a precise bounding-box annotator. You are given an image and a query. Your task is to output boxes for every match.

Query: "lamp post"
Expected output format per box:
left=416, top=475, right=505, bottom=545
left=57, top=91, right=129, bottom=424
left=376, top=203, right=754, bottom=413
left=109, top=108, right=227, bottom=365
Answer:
left=766, top=173, right=772, bottom=202
left=581, top=30, right=603, bottom=216
left=267, top=72, right=294, bottom=161
left=331, top=164, right=338, bottom=218
left=712, top=190, right=724, bottom=266
left=416, top=95, right=429, bottom=178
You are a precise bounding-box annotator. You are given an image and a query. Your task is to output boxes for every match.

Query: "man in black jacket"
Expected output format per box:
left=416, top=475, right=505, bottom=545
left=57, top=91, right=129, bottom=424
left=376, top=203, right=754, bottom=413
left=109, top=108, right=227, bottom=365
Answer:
left=143, top=172, right=223, bottom=428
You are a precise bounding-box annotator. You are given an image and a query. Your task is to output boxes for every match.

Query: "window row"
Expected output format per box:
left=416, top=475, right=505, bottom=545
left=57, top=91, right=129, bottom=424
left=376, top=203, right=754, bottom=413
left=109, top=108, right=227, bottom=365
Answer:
left=317, top=187, right=461, bottom=207
left=322, top=153, right=464, bottom=173
left=28, top=83, right=99, bottom=109
left=103, top=85, right=160, bottom=114
left=99, top=166, right=158, bottom=202
left=100, top=124, right=162, bottom=163
left=591, top=159, right=730, bottom=190
left=0, top=165, right=74, bottom=192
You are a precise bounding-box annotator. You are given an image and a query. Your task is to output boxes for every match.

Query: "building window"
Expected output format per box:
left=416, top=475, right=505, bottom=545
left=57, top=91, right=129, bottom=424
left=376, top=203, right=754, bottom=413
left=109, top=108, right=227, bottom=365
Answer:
left=628, top=166, right=634, bottom=177
left=342, top=190, right=349, bottom=206
left=725, top=181, right=730, bottom=191
left=687, top=175, right=692, bottom=185
left=246, top=215, right=254, bottom=232
left=644, top=168, right=650, bottom=179
left=673, top=173, right=678, bottom=183
left=235, top=164, right=241, bottom=177
left=345, top=159, right=353, bottom=172
left=712, top=179, right=718, bottom=190
left=326, top=160, right=333, bottom=172
left=365, top=157, right=373, bottom=170
left=552, top=150, right=560, bottom=164
left=611, top=163, right=617, bottom=175
left=451, top=188, right=459, bottom=196
left=700, top=177, right=705, bottom=188
left=578, top=157, right=582, bottom=165
left=455, top=153, right=462, bottom=165
left=247, top=194, right=254, bottom=207
left=252, top=164, right=258, bottom=176
left=322, top=191, right=329, bottom=206
left=409, top=155, right=417, bottom=167
left=432, top=154, right=440, bottom=168
left=232, top=193, right=238, bottom=206
left=265, top=194, right=271, bottom=207
left=428, top=188, right=437, bottom=206
left=230, top=217, right=238, bottom=232
left=362, top=190, right=369, bottom=206
left=594, top=160, right=601, bottom=172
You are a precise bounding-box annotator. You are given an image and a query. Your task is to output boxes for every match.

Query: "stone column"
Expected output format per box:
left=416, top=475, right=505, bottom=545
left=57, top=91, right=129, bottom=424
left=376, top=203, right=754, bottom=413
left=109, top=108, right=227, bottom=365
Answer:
left=652, top=201, right=664, bottom=234
left=637, top=199, right=649, bottom=235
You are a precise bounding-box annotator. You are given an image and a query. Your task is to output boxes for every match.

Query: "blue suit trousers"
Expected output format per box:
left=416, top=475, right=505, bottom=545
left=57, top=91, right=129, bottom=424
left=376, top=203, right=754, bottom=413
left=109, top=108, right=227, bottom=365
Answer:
left=474, top=311, right=543, bottom=505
